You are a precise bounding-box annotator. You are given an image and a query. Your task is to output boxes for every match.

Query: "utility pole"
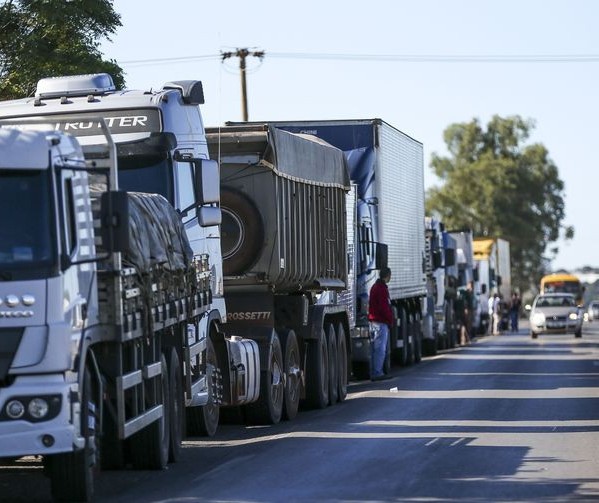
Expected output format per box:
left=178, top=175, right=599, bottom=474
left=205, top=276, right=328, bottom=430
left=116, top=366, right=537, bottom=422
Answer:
left=221, top=48, right=265, bottom=121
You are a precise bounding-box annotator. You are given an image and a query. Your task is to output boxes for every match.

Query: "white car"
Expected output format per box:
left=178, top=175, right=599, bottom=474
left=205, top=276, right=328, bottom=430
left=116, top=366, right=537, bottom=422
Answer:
left=588, top=301, right=599, bottom=322
left=529, top=293, right=582, bottom=339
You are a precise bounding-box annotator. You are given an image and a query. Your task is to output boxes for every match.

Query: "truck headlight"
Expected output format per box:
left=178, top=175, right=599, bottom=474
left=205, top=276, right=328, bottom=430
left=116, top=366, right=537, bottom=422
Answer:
left=28, top=398, right=49, bottom=419
left=531, top=313, right=545, bottom=326
left=6, top=400, right=25, bottom=419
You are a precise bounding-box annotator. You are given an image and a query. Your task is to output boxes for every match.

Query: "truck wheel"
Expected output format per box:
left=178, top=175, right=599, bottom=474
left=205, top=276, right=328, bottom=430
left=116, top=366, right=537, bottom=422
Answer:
left=406, top=315, right=415, bottom=365
left=413, top=314, right=422, bottom=363
left=327, top=324, right=339, bottom=405
left=220, top=187, right=264, bottom=276
left=186, top=336, right=220, bottom=437
left=352, top=361, right=370, bottom=381
left=336, top=323, right=348, bottom=402
left=395, top=308, right=409, bottom=366
left=305, top=327, right=330, bottom=409
left=130, top=353, right=170, bottom=470
left=245, top=332, right=284, bottom=425
left=47, top=364, right=98, bottom=502
left=281, top=329, right=301, bottom=421
left=168, top=348, right=183, bottom=463
left=100, top=402, right=125, bottom=470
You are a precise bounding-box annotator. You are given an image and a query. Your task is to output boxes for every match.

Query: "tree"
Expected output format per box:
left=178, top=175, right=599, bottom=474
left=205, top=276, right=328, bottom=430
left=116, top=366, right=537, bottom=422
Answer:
left=0, top=0, right=124, bottom=100
left=426, top=115, right=573, bottom=294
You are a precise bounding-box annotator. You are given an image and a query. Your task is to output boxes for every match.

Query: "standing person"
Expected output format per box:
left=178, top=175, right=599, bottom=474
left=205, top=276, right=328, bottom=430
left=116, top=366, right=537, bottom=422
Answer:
left=368, top=267, right=393, bottom=381
left=455, top=287, right=470, bottom=345
left=509, top=292, right=521, bottom=332
left=487, top=293, right=495, bottom=335
left=478, top=283, right=489, bottom=336
left=492, top=293, right=501, bottom=335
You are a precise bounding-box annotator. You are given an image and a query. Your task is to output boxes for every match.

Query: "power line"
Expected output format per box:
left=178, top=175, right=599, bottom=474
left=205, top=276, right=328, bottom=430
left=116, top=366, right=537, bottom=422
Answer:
left=267, top=52, right=599, bottom=62
left=119, top=51, right=599, bottom=67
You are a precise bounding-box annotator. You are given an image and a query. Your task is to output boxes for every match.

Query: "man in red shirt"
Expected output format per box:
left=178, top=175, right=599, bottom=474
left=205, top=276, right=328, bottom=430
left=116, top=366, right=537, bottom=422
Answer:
left=368, top=267, right=393, bottom=381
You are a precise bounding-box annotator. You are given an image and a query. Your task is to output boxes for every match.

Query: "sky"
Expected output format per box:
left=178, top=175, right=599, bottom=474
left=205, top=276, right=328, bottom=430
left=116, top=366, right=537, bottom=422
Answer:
left=101, top=0, right=598, bottom=272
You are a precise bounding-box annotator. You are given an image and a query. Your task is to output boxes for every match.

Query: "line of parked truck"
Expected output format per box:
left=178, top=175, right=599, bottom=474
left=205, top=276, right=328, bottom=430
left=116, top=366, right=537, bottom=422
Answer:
left=0, top=73, right=510, bottom=501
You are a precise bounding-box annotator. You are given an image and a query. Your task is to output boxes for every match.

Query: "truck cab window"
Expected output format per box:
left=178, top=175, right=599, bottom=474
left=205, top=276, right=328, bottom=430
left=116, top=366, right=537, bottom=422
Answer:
left=117, top=154, right=174, bottom=204
left=176, top=160, right=196, bottom=223
left=62, top=177, right=77, bottom=256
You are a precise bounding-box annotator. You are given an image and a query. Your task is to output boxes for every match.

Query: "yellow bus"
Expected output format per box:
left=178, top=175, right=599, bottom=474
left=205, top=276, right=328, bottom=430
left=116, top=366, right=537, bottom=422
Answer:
left=540, top=273, right=584, bottom=305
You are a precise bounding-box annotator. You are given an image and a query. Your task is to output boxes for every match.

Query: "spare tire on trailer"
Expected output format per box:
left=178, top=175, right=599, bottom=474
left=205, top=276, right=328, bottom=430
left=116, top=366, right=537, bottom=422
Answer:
left=220, top=186, right=264, bottom=276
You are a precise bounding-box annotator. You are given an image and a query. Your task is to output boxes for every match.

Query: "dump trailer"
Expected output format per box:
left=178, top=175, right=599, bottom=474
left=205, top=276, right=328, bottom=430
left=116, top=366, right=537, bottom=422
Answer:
left=206, top=124, right=352, bottom=415
left=227, top=119, right=426, bottom=377
left=0, top=124, right=261, bottom=501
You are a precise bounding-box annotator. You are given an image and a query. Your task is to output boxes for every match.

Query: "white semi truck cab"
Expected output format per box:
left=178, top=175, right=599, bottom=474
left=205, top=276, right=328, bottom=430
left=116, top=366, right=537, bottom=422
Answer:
left=0, top=76, right=261, bottom=501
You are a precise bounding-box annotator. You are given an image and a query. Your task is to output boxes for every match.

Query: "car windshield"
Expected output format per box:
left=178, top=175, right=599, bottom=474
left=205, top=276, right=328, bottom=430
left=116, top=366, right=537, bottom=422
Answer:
left=536, top=296, right=575, bottom=308
left=0, top=169, right=56, bottom=279
left=543, top=281, right=581, bottom=295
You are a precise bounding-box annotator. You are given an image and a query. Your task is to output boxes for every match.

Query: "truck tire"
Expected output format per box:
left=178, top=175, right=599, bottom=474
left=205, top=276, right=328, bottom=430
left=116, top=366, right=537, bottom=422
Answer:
left=305, top=327, right=330, bottom=409
left=220, top=187, right=264, bottom=276
left=129, top=352, right=170, bottom=470
left=47, top=364, right=98, bottom=502
left=327, top=324, right=339, bottom=404
left=405, top=314, right=415, bottom=366
left=281, top=329, right=301, bottom=421
left=168, top=348, right=183, bottom=463
left=245, top=332, right=284, bottom=425
left=336, top=323, right=348, bottom=401
left=186, top=336, right=220, bottom=437
left=413, top=314, right=422, bottom=363
left=394, top=308, right=409, bottom=366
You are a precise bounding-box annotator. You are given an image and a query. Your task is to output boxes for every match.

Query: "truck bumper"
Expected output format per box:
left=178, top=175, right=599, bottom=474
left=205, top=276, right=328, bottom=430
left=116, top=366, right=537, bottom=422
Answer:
left=0, top=376, right=80, bottom=458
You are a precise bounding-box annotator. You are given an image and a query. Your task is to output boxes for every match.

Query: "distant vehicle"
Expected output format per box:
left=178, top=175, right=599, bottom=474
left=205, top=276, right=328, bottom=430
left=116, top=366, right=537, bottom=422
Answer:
left=587, top=301, right=599, bottom=322
left=528, top=293, right=583, bottom=339
left=539, top=273, right=584, bottom=305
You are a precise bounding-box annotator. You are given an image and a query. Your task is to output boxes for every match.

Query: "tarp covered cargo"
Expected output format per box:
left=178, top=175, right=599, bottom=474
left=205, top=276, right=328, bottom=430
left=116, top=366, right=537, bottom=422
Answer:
left=206, top=124, right=350, bottom=292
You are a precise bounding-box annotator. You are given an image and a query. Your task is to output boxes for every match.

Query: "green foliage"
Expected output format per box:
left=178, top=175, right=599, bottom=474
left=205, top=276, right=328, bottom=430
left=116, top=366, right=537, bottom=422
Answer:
left=426, top=115, right=572, bottom=293
left=0, top=0, right=124, bottom=99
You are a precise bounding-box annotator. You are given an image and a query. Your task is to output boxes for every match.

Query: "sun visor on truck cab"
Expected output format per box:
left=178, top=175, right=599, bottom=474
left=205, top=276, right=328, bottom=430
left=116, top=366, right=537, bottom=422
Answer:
left=268, top=127, right=350, bottom=190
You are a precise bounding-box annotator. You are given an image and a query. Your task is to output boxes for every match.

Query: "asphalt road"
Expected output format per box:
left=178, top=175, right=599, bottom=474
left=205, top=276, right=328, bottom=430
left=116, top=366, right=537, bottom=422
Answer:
left=2, top=320, right=599, bottom=502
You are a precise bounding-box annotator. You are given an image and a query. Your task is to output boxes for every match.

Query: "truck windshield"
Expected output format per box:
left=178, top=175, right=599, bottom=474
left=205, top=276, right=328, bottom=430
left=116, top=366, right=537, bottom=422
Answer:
left=117, top=154, right=174, bottom=204
left=0, top=170, right=56, bottom=279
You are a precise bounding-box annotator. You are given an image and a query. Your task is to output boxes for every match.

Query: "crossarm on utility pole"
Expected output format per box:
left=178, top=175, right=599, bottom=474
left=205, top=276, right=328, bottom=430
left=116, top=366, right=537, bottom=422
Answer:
left=221, top=48, right=265, bottom=121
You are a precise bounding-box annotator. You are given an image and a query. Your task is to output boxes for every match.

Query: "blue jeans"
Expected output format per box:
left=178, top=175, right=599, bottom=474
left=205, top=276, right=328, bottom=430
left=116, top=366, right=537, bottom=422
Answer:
left=370, top=322, right=389, bottom=378
left=510, top=311, right=519, bottom=331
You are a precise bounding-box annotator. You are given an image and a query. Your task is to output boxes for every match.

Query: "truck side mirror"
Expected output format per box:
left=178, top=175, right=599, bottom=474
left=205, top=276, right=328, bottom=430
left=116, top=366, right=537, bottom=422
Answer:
left=100, top=191, right=130, bottom=253
left=375, top=242, right=388, bottom=270
left=193, top=159, right=220, bottom=204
